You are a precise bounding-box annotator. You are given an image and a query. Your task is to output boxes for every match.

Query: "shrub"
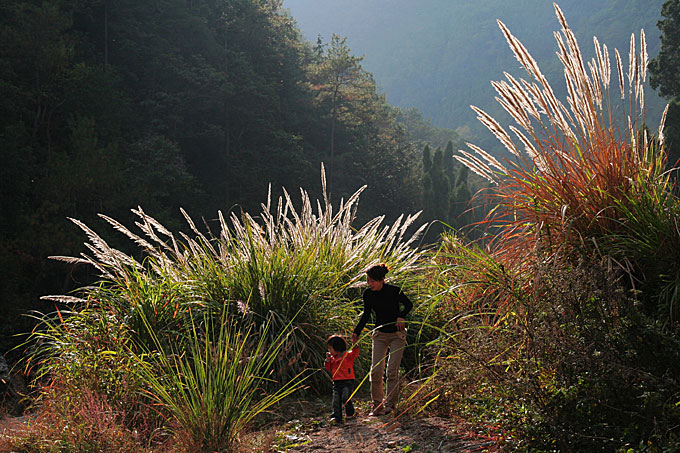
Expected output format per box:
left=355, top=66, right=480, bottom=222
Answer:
left=429, top=4, right=680, bottom=449
left=47, top=169, right=426, bottom=388
left=429, top=235, right=680, bottom=451
left=2, top=383, right=159, bottom=452
left=20, top=169, right=428, bottom=449
left=129, top=308, right=309, bottom=452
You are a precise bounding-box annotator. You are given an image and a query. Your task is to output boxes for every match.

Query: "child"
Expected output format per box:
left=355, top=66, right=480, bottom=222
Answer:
left=324, top=335, right=359, bottom=424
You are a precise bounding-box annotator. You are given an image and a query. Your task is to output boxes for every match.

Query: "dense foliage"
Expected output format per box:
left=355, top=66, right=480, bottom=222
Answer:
left=7, top=177, right=427, bottom=451
left=287, top=0, right=667, bottom=152
left=426, top=4, right=680, bottom=451
left=649, top=0, right=680, bottom=167
left=3, top=1, right=680, bottom=452
left=0, top=0, right=465, bottom=352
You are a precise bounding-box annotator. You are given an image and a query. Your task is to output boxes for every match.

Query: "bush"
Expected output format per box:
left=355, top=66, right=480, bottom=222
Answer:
left=431, top=4, right=680, bottom=450
left=427, top=235, right=680, bottom=451
left=17, top=171, right=428, bottom=449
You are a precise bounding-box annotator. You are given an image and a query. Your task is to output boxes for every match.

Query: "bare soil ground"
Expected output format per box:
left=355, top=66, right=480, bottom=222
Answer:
left=252, top=398, right=502, bottom=453
left=0, top=397, right=503, bottom=452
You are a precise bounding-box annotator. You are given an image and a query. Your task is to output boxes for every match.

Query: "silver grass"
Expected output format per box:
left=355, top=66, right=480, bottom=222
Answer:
left=634, top=53, right=641, bottom=102
left=564, top=70, right=587, bottom=136
left=629, top=116, right=637, bottom=153
left=498, top=18, right=563, bottom=125
left=504, top=72, right=541, bottom=122
left=521, top=79, right=550, bottom=118
left=456, top=2, right=661, bottom=187
left=40, top=295, right=87, bottom=304
left=320, top=162, right=329, bottom=211
left=466, top=142, right=508, bottom=173
left=588, top=60, right=603, bottom=109
left=454, top=155, right=494, bottom=183
left=594, top=37, right=605, bottom=86
left=659, top=104, right=669, bottom=147
left=509, top=125, right=541, bottom=164
left=628, top=34, right=635, bottom=90
left=492, top=80, right=532, bottom=131
left=459, top=148, right=495, bottom=177
left=98, top=214, right=158, bottom=255
left=616, top=48, right=625, bottom=100
left=48, top=255, right=91, bottom=266
left=456, top=150, right=496, bottom=183
left=132, top=207, right=166, bottom=247
left=471, top=105, right=520, bottom=157
left=555, top=6, right=590, bottom=106
left=180, top=207, right=218, bottom=258
left=640, top=29, right=648, bottom=83
left=602, top=44, right=611, bottom=87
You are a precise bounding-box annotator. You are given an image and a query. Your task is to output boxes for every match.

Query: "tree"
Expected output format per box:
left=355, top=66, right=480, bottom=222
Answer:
left=649, top=0, right=680, bottom=98
left=307, top=34, right=364, bottom=193
left=0, top=0, right=444, bottom=350
left=649, top=0, right=680, bottom=168
left=422, top=144, right=434, bottom=216
left=421, top=144, right=452, bottom=240
left=450, top=164, right=471, bottom=226
left=419, top=139, right=474, bottom=240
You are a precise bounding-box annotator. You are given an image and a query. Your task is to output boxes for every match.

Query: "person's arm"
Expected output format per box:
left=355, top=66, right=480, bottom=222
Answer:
left=348, top=346, right=360, bottom=360
left=397, top=288, right=412, bottom=318
left=324, top=352, right=333, bottom=372
left=352, top=292, right=372, bottom=341
left=396, top=288, right=412, bottom=331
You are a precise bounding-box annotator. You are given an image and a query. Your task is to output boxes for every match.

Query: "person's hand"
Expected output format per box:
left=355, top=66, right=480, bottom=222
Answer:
left=396, top=317, right=406, bottom=331
left=352, top=333, right=359, bottom=343
left=325, top=351, right=331, bottom=360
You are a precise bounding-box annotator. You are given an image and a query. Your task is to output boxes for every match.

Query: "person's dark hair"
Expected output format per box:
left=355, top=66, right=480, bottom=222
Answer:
left=327, top=335, right=347, bottom=352
left=366, top=263, right=389, bottom=281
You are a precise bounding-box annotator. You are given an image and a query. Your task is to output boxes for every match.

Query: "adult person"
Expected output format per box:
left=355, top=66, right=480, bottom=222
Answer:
left=352, top=264, right=413, bottom=416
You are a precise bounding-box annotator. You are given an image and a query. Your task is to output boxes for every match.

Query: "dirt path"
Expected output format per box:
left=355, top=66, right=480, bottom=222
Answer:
left=2, top=400, right=502, bottom=452
left=265, top=400, right=501, bottom=453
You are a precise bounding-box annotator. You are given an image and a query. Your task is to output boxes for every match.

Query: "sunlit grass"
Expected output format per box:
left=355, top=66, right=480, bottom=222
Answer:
left=453, top=3, right=678, bottom=324
left=18, top=167, right=428, bottom=449
left=425, top=4, right=680, bottom=450
left=130, top=307, right=310, bottom=452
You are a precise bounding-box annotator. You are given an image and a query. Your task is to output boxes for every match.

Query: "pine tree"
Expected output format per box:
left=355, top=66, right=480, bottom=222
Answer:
left=306, top=34, right=364, bottom=194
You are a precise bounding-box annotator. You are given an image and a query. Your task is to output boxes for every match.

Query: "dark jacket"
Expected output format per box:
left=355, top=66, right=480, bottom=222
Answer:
left=353, top=283, right=412, bottom=334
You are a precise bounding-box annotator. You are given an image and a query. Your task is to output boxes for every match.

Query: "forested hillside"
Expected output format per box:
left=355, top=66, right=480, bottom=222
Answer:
left=0, top=0, right=465, bottom=350
left=2, top=3, right=680, bottom=451
left=286, top=0, right=667, bottom=150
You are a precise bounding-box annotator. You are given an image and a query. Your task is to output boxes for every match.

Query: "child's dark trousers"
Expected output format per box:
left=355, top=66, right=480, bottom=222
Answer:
left=331, top=379, right=355, bottom=421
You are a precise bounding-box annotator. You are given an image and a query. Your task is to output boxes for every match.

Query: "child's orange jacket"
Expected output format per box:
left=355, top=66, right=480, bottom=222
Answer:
left=324, top=348, right=359, bottom=381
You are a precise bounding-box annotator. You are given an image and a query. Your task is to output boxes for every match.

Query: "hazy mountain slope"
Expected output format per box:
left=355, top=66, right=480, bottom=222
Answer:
left=284, top=0, right=666, bottom=150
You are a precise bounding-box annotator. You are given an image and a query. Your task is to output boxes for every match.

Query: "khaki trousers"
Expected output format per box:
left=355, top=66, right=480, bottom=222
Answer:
left=370, top=330, right=406, bottom=410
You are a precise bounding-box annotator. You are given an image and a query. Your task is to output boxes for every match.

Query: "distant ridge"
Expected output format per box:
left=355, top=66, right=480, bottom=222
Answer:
left=285, top=0, right=666, bottom=151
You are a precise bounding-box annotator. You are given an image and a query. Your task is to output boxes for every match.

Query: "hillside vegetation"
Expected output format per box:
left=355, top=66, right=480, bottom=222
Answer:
left=2, top=2, right=679, bottom=452
left=286, top=0, right=667, bottom=149
left=0, top=0, right=466, bottom=351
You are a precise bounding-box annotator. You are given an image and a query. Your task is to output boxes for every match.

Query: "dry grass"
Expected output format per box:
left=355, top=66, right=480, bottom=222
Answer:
left=455, top=3, right=670, bottom=269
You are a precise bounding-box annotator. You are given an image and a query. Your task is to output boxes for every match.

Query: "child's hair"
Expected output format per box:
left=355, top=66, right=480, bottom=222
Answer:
left=366, top=263, right=389, bottom=281
left=327, top=335, right=347, bottom=352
